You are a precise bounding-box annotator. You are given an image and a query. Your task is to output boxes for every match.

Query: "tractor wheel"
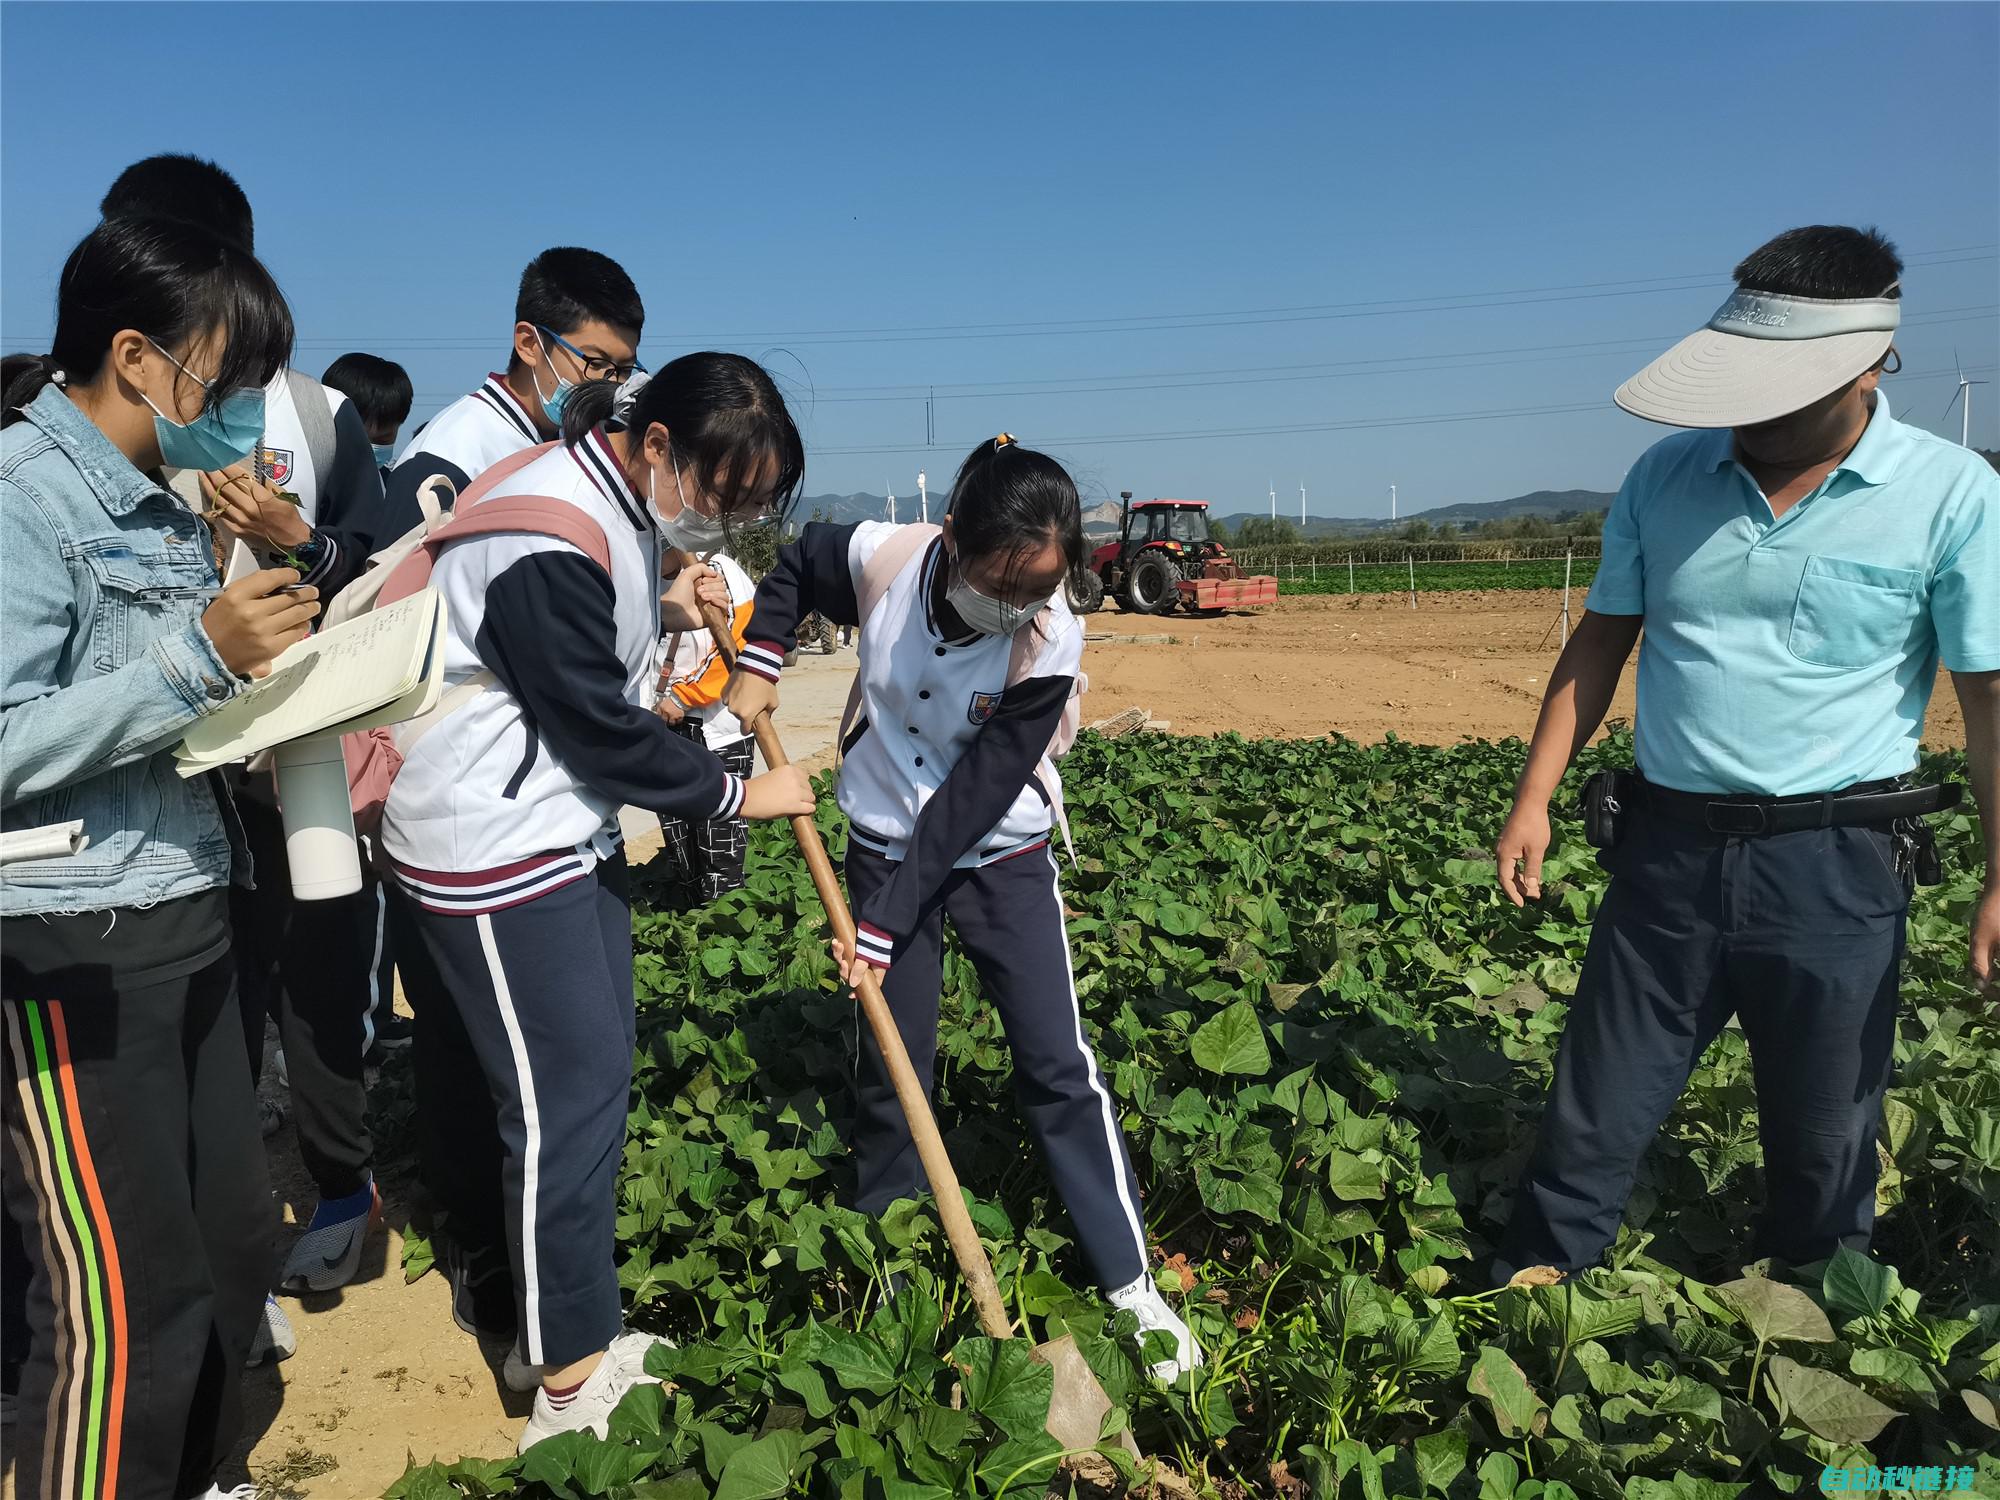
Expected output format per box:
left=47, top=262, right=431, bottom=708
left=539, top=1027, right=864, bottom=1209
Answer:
left=813, top=615, right=837, bottom=654
left=1123, top=552, right=1180, bottom=614
left=1068, top=569, right=1105, bottom=615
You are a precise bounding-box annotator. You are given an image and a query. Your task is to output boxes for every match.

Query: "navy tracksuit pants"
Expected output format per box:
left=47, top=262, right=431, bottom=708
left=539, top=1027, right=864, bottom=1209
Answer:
left=402, top=854, right=635, bottom=1368
left=1491, top=806, right=1909, bottom=1284
left=844, top=842, right=1151, bottom=1291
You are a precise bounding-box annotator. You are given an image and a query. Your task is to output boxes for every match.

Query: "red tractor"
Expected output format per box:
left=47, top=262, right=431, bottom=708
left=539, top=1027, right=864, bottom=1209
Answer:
left=1071, top=495, right=1279, bottom=615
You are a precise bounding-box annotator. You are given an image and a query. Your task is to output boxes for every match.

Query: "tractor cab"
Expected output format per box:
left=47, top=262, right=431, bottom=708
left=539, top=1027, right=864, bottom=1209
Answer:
left=1073, top=496, right=1277, bottom=616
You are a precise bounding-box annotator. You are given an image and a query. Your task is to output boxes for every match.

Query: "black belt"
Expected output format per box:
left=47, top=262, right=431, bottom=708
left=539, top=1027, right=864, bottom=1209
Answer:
left=1635, top=773, right=1961, bottom=836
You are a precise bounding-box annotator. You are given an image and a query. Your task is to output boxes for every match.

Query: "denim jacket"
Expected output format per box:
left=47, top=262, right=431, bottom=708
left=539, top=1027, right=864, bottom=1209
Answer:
left=1, top=384, right=250, bottom=915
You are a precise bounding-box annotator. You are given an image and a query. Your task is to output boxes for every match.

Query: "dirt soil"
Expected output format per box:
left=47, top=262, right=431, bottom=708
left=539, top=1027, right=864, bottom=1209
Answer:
left=14, top=599, right=1952, bottom=1500
left=1076, top=590, right=1967, bottom=750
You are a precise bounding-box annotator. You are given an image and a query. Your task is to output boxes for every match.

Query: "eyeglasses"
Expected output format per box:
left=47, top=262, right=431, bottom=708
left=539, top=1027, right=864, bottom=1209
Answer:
left=538, top=326, right=645, bottom=384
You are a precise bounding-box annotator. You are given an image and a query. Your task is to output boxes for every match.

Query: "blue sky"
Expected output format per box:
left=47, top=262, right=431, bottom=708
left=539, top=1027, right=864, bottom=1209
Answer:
left=3, top=2, right=1995, bottom=517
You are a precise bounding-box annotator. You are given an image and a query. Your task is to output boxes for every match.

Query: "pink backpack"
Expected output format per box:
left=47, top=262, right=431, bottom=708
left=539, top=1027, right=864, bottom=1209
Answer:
left=334, top=444, right=611, bottom=835
left=836, top=523, right=1086, bottom=860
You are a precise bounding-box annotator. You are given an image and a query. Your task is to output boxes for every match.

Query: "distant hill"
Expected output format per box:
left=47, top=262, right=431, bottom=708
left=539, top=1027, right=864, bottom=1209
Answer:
left=1212, top=487, right=1615, bottom=538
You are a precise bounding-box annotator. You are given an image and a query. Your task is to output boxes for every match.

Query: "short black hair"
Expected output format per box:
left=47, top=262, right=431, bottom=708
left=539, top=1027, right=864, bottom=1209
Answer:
left=515, top=247, right=643, bottom=339
left=1734, top=225, right=1903, bottom=301
left=100, top=154, right=255, bottom=252
left=321, top=352, right=413, bottom=428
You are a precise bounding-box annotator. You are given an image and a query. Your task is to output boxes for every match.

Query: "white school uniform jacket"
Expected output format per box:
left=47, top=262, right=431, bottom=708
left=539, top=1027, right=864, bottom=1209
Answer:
left=741, top=521, right=1081, bottom=962
left=382, top=430, right=744, bottom=912
left=382, top=372, right=542, bottom=541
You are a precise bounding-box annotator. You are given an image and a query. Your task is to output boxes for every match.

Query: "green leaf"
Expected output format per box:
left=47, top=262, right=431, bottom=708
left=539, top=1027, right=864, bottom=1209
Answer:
left=401, top=1229, right=435, bottom=1284
left=955, top=1337, right=1055, bottom=1441
left=1326, top=1149, right=1387, bottom=1202
left=1413, top=1430, right=1467, bottom=1493
left=818, top=1328, right=899, bottom=1395
left=1391, top=1314, right=1463, bottom=1378
left=1467, top=1345, right=1545, bottom=1438
left=1765, top=1355, right=1899, bottom=1444
left=1188, top=998, right=1271, bottom=1075
left=1822, top=1246, right=1897, bottom=1321
left=1477, top=1451, right=1521, bottom=1499
left=1717, top=1277, right=1835, bottom=1344
left=713, top=1429, right=804, bottom=1500
left=1848, top=1346, right=1935, bottom=1398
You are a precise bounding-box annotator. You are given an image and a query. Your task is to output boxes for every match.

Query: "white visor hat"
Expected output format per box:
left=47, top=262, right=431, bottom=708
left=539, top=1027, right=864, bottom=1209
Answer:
left=1614, top=287, right=1899, bottom=429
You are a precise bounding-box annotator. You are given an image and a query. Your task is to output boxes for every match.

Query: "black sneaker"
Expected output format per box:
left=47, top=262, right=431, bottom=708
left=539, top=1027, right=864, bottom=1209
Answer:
left=368, top=1009, right=414, bottom=1058
left=441, top=1232, right=517, bottom=1344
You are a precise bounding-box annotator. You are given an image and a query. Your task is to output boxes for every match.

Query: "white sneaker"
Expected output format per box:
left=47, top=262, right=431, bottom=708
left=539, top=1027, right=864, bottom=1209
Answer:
left=199, top=1485, right=259, bottom=1499
left=246, top=1294, right=296, bottom=1367
left=515, top=1333, right=675, bottom=1451
left=504, top=1328, right=672, bottom=1394
left=1107, top=1273, right=1202, bottom=1382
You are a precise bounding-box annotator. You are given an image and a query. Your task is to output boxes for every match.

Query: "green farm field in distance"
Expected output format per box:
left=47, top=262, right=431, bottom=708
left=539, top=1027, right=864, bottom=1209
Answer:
left=1276, top=559, right=1604, bottom=596
left=391, top=731, right=2000, bottom=1500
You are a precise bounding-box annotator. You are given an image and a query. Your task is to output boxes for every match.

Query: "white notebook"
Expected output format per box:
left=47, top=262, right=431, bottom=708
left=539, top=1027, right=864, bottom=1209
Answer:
left=176, top=590, right=448, bottom=776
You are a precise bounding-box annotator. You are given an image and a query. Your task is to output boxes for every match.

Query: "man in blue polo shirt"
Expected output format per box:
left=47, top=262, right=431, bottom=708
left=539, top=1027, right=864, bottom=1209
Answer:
left=1489, top=225, right=1998, bottom=1283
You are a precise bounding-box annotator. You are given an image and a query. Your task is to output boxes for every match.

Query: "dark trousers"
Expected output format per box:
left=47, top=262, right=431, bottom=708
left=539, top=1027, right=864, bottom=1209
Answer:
left=1492, top=807, right=1908, bottom=1284
left=845, top=842, right=1150, bottom=1291
left=2, top=937, right=271, bottom=1500
left=401, top=855, right=635, bottom=1368
left=656, top=730, right=754, bottom=907
left=230, top=785, right=375, bottom=1199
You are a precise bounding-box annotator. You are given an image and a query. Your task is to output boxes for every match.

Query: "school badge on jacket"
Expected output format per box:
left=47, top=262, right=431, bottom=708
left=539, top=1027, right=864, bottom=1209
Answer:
left=259, top=445, right=295, bottom=486
left=967, top=690, right=1003, bottom=725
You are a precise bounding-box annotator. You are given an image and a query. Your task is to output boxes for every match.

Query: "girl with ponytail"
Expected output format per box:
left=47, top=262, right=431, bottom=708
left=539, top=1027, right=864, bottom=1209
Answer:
left=379, top=354, right=815, bottom=1451
left=722, top=434, right=1202, bottom=1381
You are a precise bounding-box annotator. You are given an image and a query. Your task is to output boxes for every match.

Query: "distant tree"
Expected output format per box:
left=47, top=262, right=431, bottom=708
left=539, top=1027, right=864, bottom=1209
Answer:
left=1236, top=516, right=1299, bottom=545
left=1399, top=519, right=1432, bottom=543
left=1210, top=517, right=1232, bottom=545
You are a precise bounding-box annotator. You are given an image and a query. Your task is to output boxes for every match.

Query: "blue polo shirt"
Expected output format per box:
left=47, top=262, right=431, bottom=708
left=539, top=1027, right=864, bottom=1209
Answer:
left=1587, top=398, right=1999, bottom=795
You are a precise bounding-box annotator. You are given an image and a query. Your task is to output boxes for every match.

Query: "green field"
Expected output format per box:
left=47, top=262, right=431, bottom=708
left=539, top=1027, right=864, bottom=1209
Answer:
left=393, top=733, right=1999, bottom=1500
left=1276, top=560, right=1602, bottom=596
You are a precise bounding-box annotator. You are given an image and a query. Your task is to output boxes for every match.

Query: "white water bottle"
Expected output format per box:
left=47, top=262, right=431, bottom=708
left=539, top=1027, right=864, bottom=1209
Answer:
left=273, top=736, right=362, bottom=900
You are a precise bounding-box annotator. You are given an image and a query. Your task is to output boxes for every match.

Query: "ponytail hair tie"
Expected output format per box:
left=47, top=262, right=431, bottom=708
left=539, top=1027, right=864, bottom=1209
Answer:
left=992, top=432, right=1017, bottom=452
left=50, top=365, right=68, bottom=389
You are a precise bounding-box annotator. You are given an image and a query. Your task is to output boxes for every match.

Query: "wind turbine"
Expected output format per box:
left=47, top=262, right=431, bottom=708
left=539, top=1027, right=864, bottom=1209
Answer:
left=1390, top=484, right=1397, bottom=521
left=918, top=470, right=929, bottom=525
left=1268, top=480, right=1276, bottom=523
left=887, top=485, right=896, bottom=523
left=1299, top=482, right=1307, bottom=529
left=1944, top=350, right=1988, bottom=448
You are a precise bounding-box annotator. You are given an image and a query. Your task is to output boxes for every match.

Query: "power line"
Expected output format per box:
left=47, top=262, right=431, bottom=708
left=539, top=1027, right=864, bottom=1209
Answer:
left=807, top=362, right=1999, bottom=456
left=200, top=246, right=2000, bottom=352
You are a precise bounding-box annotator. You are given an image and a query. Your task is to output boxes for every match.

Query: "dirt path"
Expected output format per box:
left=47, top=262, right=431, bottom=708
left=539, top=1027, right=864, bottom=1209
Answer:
left=1074, top=590, right=1967, bottom=750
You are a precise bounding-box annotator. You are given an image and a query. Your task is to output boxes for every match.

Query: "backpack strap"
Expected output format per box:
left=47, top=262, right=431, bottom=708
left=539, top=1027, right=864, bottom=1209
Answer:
left=857, top=524, right=940, bottom=624
left=431, top=496, right=613, bottom=574
left=284, top=368, right=337, bottom=492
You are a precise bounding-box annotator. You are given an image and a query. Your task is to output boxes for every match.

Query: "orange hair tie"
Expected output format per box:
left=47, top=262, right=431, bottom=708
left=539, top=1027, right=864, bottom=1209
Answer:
left=993, top=432, right=1017, bottom=452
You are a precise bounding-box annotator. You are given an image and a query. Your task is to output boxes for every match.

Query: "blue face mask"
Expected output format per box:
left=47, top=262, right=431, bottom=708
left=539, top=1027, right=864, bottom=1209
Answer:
left=373, top=443, right=397, bottom=468
left=139, top=339, right=265, bottom=470
left=531, top=330, right=576, bottom=426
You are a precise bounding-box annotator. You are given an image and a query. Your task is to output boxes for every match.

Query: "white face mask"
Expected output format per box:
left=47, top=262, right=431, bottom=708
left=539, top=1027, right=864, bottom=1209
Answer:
left=946, top=548, right=1047, bottom=637
left=648, top=452, right=727, bottom=552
